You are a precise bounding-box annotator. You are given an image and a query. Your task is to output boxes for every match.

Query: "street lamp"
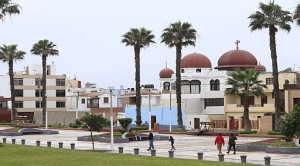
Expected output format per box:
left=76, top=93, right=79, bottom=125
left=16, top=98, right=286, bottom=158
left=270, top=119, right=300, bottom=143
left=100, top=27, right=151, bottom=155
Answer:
left=45, top=94, right=48, bottom=130
left=148, top=89, right=151, bottom=131
left=109, top=87, right=114, bottom=150
left=169, top=90, right=172, bottom=132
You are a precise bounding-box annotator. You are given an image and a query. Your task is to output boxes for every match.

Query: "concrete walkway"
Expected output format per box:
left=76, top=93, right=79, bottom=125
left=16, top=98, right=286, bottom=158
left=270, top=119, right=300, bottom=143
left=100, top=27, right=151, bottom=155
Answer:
left=1, top=127, right=299, bottom=166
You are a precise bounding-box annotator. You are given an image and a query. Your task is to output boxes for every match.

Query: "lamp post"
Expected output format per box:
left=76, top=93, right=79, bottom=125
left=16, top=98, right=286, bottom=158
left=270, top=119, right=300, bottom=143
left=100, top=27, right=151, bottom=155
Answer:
left=109, top=87, right=114, bottom=150
left=75, top=91, right=79, bottom=119
left=169, top=90, right=172, bottom=132
left=45, top=94, right=48, bottom=130
left=148, top=89, right=151, bottom=131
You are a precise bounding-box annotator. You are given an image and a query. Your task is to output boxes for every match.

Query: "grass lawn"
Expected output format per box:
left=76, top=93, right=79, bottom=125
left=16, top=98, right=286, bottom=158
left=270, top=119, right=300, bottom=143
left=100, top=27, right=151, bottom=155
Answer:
left=0, top=144, right=253, bottom=166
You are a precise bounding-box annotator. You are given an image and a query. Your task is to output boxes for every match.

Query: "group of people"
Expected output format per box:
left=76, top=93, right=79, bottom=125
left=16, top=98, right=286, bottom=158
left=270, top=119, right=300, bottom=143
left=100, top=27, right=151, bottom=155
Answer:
left=147, top=132, right=237, bottom=154
left=214, top=133, right=237, bottom=154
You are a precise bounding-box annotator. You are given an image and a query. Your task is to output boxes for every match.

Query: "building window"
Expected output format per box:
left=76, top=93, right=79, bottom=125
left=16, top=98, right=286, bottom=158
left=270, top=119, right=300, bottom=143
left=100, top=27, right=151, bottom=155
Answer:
left=196, top=69, right=201, bottom=73
left=204, top=98, right=224, bottom=108
left=104, top=97, right=109, bottom=103
left=293, top=98, right=300, bottom=106
left=15, top=101, right=23, bottom=108
left=87, top=98, right=99, bottom=108
left=210, top=80, right=215, bottom=91
left=14, top=78, right=23, bottom=85
left=266, top=78, right=273, bottom=85
left=56, top=90, right=65, bottom=97
left=15, top=90, right=23, bottom=97
left=35, top=101, right=43, bottom=108
left=56, top=79, right=65, bottom=86
left=181, top=80, right=190, bottom=94
left=163, top=82, right=170, bottom=91
left=81, top=98, right=85, bottom=104
left=181, top=69, right=185, bottom=73
left=190, top=80, right=201, bottom=93
left=210, top=79, right=220, bottom=91
left=35, top=78, right=42, bottom=86
left=0, top=102, right=8, bottom=108
left=56, top=101, right=65, bottom=108
left=35, top=90, right=42, bottom=97
left=215, top=79, right=220, bottom=91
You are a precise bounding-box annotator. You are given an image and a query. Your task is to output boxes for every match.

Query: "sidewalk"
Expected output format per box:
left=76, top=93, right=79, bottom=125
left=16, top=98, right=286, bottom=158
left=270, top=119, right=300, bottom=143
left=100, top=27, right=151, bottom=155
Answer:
left=1, top=127, right=299, bottom=166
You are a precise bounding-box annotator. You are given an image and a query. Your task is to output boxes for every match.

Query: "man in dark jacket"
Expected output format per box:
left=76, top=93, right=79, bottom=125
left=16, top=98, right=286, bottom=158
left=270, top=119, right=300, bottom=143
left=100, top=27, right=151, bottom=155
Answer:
left=227, top=134, right=237, bottom=154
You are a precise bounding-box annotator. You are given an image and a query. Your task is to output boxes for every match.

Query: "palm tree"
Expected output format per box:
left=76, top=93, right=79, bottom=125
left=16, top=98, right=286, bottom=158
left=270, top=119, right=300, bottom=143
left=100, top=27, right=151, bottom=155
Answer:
left=0, top=0, right=21, bottom=21
left=0, top=44, right=26, bottom=124
left=161, top=21, right=197, bottom=129
left=248, top=1, right=292, bottom=131
left=121, top=28, right=155, bottom=127
left=31, top=39, right=59, bottom=125
left=293, top=4, right=300, bottom=26
left=225, top=68, right=267, bottom=131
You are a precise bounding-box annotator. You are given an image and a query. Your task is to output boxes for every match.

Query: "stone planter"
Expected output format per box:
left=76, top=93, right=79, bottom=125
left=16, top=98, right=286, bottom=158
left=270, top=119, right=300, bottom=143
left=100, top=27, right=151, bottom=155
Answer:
left=236, top=145, right=300, bottom=154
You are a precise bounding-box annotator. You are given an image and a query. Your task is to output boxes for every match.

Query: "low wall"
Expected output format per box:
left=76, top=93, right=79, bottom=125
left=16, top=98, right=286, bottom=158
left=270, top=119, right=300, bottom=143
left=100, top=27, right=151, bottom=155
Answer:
left=34, top=111, right=89, bottom=125
left=236, top=145, right=300, bottom=154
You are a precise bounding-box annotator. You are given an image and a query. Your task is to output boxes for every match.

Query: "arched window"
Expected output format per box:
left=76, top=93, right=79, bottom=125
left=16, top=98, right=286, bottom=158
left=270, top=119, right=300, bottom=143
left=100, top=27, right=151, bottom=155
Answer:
left=181, top=80, right=190, bottom=94
left=215, top=79, right=220, bottom=91
left=163, top=82, right=170, bottom=91
left=191, top=80, right=201, bottom=93
left=210, top=80, right=215, bottom=91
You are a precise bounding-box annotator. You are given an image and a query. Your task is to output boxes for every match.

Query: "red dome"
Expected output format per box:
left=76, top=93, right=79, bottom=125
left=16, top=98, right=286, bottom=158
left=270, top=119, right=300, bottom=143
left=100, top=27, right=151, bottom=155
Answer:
left=215, top=49, right=257, bottom=70
left=255, top=64, right=266, bottom=72
left=180, top=53, right=212, bottom=68
left=159, top=68, right=174, bottom=78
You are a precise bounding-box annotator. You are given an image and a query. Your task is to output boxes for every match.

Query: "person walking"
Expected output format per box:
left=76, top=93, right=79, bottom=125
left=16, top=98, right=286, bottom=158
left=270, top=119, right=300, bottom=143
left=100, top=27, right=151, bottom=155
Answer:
left=227, top=134, right=237, bottom=154
left=214, top=133, right=225, bottom=154
left=147, top=132, right=154, bottom=151
left=169, top=136, right=176, bottom=150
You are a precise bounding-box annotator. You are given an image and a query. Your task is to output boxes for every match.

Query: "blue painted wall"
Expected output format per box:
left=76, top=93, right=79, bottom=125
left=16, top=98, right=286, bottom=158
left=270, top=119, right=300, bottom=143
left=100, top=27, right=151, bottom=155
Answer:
left=125, top=106, right=185, bottom=129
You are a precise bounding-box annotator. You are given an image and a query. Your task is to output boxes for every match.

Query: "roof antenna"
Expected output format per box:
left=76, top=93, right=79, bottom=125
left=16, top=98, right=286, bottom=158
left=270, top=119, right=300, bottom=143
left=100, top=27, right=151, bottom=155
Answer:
left=235, top=40, right=240, bottom=50
left=166, top=62, right=168, bottom=68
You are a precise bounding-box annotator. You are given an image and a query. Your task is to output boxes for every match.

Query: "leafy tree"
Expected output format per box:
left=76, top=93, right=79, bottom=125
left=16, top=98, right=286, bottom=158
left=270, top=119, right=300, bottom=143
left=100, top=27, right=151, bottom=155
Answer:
left=0, top=44, right=26, bottom=124
left=118, top=118, right=132, bottom=133
left=248, top=1, right=293, bottom=131
left=161, top=21, right=197, bottom=129
left=293, top=4, right=300, bottom=26
left=280, top=105, right=300, bottom=142
left=225, top=68, right=267, bottom=131
left=121, top=28, right=155, bottom=127
left=80, top=113, right=107, bottom=151
left=31, top=39, right=58, bottom=125
left=0, top=0, right=21, bottom=21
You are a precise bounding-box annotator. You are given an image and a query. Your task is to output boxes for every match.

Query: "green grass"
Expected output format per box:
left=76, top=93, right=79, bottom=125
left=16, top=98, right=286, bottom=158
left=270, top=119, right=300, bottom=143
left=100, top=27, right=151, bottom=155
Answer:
left=0, top=144, right=255, bottom=166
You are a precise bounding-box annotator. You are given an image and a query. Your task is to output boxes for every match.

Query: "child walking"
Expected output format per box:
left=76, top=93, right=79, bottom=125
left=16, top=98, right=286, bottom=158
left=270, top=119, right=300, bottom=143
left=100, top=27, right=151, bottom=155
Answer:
left=169, top=136, right=176, bottom=150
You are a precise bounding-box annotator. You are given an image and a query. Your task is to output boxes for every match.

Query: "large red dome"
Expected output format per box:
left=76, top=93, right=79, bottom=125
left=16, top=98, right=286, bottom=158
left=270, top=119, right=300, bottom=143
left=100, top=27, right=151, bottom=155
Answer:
left=215, top=49, right=257, bottom=70
left=255, top=64, right=266, bottom=72
left=159, top=68, right=174, bottom=78
left=180, top=53, right=212, bottom=68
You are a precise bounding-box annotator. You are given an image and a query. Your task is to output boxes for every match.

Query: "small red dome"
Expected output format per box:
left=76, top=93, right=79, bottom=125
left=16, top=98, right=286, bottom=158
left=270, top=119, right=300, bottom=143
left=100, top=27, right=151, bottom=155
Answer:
left=159, top=68, right=174, bottom=78
left=255, top=64, right=266, bottom=72
left=215, top=49, right=257, bottom=70
left=180, top=53, right=212, bottom=68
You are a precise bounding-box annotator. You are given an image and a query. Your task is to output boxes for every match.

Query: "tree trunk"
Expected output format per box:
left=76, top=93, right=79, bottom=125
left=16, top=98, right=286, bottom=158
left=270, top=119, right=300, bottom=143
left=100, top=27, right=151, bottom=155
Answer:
left=42, top=55, right=47, bottom=125
left=269, top=25, right=281, bottom=131
left=175, top=45, right=183, bottom=129
left=90, top=131, right=94, bottom=151
left=8, top=59, right=16, bottom=125
left=243, top=96, right=251, bottom=131
left=134, top=46, right=142, bottom=127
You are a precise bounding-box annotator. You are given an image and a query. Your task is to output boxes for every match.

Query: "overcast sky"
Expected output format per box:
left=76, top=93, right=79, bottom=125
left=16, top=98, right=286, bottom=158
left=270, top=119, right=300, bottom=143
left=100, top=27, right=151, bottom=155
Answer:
left=1, top=0, right=300, bottom=89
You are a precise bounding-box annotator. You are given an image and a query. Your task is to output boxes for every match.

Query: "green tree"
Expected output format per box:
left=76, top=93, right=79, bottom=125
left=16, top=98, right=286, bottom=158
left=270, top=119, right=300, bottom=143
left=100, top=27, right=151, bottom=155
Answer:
left=0, top=0, right=21, bottom=21
left=80, top=113, right=107, bottom=150
left=31, top=39, right=59, bottom=125
left=248, top=1, right=292, bottom=131
left=280, top=105, right=300, bottom=142
left=0, top=44, right=26, bottom=124
left=118, top=118, right=132, bottom=133
left=225, top=68, right=267, bottom=131
left=293, top=4, right=300, bottom=26
left=121, top=28, right=155, bottom=127
left=161, top=21, right=197, bottom=129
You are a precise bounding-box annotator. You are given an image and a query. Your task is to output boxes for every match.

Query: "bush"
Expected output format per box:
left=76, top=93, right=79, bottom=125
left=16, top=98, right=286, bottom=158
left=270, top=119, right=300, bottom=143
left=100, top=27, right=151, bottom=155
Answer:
left=238, top=130, right=257, bottom=134
left=267, top=131, right=282, bottom=135
left=69, top=119, right=82, bottom=128
left=280, top=105, right=300, bottom=142
left=118, top=118, right=132, bottom=131
left=129, top=126, right=148, bottom=131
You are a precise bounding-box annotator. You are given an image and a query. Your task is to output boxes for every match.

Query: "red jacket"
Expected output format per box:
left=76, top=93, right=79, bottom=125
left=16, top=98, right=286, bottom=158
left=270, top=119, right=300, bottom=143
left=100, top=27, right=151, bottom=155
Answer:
left=215, top=135, right=224, bottom=145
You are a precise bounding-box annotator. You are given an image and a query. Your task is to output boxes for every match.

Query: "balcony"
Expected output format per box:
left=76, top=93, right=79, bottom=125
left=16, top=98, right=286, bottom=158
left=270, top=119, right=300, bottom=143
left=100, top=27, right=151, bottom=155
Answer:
left=226, top=104, right=275, bottom=113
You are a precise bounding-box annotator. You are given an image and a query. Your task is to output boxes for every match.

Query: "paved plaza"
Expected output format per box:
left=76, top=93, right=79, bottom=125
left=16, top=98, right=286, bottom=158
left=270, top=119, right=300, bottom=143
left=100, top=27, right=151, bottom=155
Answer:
left=1, top=127, right=299, bottom=166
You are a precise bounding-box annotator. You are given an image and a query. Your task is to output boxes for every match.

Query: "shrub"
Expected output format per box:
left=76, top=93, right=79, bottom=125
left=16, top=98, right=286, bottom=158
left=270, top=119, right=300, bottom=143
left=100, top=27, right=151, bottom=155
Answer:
left=239, top=130, right=257, bottom=134
left=118, top=118, right=132, bottom=131
left=69, top=119, right=82, bottom=128
left=280, top=105, right=300, bottom=142
left=129, top=126, right=148, bottom=131
left=267, top=131, right=282, bottom=135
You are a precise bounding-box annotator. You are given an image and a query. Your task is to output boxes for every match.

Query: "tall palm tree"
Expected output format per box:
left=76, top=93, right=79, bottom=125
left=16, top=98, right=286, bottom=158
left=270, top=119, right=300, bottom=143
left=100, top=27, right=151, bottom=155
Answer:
left=248, top=1, right=292, bottom=131
left=225, top=68, right=267, bottom=131
left=121, top=28, right=155, bottom=127
left=293, top=4, right=300, bottom=26
left=0, top=44, right=26, bottom=124
left=161, top=21, right=197, bottom=129
left=31, top=39, right=59, bottom=125
left=0, top=0, right=21, bottom=21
